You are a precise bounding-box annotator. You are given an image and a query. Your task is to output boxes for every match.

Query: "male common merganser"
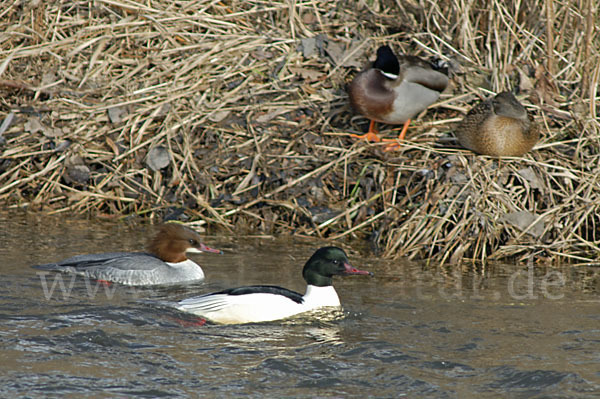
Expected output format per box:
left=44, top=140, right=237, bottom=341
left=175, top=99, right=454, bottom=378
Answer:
left=33, top=223, right=222, bottom=286
left=175, top=246, right=372, bottom=324
left=348, top=45, right=449, bottom=150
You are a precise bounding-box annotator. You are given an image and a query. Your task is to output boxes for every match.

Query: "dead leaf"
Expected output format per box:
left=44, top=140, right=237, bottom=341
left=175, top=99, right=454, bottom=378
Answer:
left=0, top=112, right=16, bottom=136
left=256, top=109, right=288, bottom=123
left=518, top=67, right=534, bottom=92
left=105, top=136, right=120, bottom=156
left=340, top=41, right=366, bottom=68
left=517, top=167, right=543, bottom=190
left=325, top=40, right=344, bottom=66
left=25, top=117, right=44, bottom=134
left=54, top=140, right=71, bottom=152
left=108, top=106, right=127, bottom=124
left=208, top=110, right=230, bottom=123
left=301, top=37, right=317, bottom=58
left=288, top=66, right=323, bottom=81
left=301, top=13, right=317, bottom=25
left=146, top=145, right=171, bottom=171
left=500, top=210, right=545, bottom=238
left=64, top=154, right=90, bottom=184
left=66, top=164, right=90, bottom=184
left=43, top=127, right=64, bottom=138
left=300, top=35, right=326, bottom=59
left=24, top=116, right=64, bottom=137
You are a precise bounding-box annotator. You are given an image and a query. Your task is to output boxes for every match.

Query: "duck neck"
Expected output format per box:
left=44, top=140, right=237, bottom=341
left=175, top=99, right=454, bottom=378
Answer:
left=303, top=269, right=333, bottom=287
left=149, top=241, right=187, bottom=263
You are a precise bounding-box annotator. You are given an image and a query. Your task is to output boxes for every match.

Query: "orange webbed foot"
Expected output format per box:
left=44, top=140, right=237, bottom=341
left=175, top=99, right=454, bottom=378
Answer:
left=349, top=132, right=381, bottom=142
left=381, top=139, right=401, bottom=151
left=350, top=120, right=381, bottom=142
left=380, top=119, right=412, bottom=151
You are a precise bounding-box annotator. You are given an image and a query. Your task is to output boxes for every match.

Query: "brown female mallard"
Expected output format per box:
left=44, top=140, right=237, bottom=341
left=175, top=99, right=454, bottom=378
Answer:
left=455, top=91, right=539, bottom=157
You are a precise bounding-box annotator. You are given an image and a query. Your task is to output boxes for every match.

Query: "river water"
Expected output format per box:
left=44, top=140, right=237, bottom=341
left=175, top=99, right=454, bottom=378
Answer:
left=1, top=213, right=599, bottom=397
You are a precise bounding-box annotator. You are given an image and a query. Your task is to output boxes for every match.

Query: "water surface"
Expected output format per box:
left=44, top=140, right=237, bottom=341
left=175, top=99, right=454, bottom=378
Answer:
left=1, top=213, right=599, bottom=398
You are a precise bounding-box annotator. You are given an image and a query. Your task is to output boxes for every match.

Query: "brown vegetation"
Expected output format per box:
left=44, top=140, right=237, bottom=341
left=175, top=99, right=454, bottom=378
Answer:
left=0, top=1, right=598, bottom=264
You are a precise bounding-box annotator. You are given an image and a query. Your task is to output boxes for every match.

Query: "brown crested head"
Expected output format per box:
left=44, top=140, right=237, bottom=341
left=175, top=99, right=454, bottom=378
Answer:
left=147, top=223, right=222, bottom=263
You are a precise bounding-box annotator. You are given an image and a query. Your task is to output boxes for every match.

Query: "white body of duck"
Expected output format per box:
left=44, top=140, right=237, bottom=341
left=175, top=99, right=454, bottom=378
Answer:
left=175, top=247, right=372, bottom=324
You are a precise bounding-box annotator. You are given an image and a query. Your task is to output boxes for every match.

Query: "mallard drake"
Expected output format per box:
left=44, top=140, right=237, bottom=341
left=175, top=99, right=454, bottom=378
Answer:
left=455, top=91, right=539, bottom=157
left=348, top=45, right=449, bottom=149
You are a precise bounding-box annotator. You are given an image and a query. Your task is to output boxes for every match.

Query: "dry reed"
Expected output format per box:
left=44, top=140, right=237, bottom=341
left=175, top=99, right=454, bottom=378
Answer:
left=0, top=0, right=598, bottom=264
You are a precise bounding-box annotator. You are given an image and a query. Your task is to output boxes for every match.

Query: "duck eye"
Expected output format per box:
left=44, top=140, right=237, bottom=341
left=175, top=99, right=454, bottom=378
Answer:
left=189, top=239, right=197, bottom=245
left=332, top=259, right=339, bottom=264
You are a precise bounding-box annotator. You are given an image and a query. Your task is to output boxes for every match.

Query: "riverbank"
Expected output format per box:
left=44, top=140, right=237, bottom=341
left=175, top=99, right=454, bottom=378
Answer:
left=1, top=1, right=598, bottom=263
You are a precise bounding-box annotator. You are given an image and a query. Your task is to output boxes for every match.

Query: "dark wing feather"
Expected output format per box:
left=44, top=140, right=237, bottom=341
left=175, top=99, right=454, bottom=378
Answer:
left=214, top=285, right=304, bottom=304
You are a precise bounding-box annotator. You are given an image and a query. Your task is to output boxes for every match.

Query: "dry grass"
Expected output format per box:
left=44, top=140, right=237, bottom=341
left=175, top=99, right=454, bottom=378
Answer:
left=0, top=0, right=598, bottom=264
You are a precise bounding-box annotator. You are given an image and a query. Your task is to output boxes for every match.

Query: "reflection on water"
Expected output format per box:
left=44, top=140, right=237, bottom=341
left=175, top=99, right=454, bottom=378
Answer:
left=0, top=212, right=599, bottom=398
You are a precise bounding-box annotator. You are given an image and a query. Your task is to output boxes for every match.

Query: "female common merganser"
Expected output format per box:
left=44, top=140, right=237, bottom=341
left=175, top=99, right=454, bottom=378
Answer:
left=175, top=246, right=372, bottom=324
left=33, top=223, right=222, bottom=286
